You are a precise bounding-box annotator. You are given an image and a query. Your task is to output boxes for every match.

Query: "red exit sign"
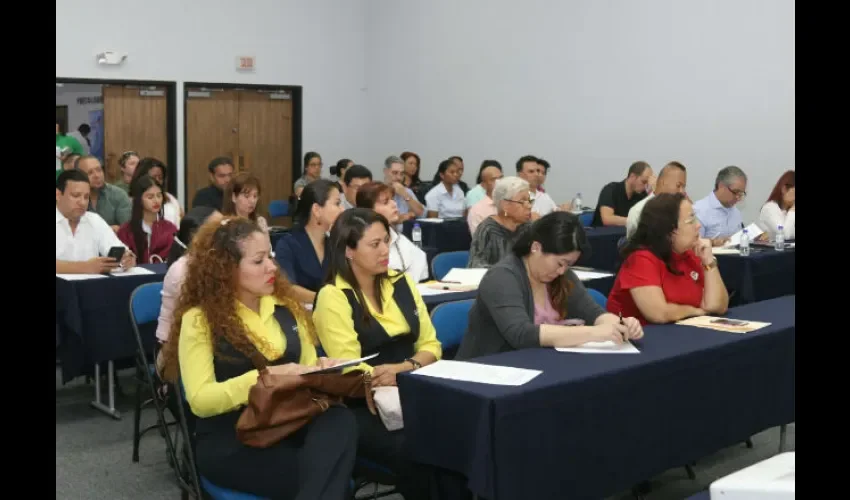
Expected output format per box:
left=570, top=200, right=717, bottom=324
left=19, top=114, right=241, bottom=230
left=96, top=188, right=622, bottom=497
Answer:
left=236, top=56, right=256, bottom=71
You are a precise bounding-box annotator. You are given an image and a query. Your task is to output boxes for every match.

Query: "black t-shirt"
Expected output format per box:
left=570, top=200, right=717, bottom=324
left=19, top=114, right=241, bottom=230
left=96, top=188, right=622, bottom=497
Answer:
left=192, top=185, right=224, bottom=211
left=591, top=180, right=648, bottom=227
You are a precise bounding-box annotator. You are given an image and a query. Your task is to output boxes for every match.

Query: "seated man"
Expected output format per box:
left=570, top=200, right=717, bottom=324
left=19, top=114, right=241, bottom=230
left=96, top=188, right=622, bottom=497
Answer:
left=56, top=170, right=136, bottom=274
left=693, top=166, right=747, bottom=246
left=591, top=161, right=654, bottom=227
left=626, top=161, right=688, bottom=239
left=467, top=163, right=503, bottom=234
left=192, top=156, right=234, bottom=211
left=75, top=155, right=131, bottom=232
left=341, top=164, right=373, bottom=210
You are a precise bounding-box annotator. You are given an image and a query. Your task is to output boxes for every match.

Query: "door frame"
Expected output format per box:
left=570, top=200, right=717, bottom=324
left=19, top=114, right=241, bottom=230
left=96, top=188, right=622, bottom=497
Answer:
left=182, top=82, right=303, bottom=204
left=55, top=77, right=179, bottom=196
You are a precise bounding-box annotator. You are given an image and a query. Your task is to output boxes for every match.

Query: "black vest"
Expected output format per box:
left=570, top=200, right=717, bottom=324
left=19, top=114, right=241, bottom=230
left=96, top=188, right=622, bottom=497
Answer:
left=343, top=276, right=420, bottom=367
left=194, top=305, right=302, bottom=436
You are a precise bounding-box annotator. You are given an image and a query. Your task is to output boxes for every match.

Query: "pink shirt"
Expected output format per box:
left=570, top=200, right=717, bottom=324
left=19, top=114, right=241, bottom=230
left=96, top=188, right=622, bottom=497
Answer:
left=533, top=299, right=587, bottom=327
left=467, top=196, right=497, bottom=235
left=156, top=256, right=189, bottom=343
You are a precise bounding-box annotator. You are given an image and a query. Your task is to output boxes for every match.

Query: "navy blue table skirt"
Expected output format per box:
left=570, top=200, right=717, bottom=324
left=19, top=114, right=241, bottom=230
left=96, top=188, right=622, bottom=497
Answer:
left=717, top=248, right=795, bottom=305
left=576, top=225, right=626, bottom=272
left=56, top=263, right=167, bottom=382
left=398, top=296, right=795, bottom=500
left=403, top=219, right=472, bottom=254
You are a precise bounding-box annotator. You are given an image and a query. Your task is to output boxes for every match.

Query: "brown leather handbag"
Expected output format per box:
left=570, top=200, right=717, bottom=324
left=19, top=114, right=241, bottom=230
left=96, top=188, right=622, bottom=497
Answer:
left=236, top=368, right=376, bottom=448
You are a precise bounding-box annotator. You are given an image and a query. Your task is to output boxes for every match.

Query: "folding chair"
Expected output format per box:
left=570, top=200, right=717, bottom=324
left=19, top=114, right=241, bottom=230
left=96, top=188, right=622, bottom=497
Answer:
left=430, top=251, right=470, bottom=281
left=430, top=299, right=474, bottom=359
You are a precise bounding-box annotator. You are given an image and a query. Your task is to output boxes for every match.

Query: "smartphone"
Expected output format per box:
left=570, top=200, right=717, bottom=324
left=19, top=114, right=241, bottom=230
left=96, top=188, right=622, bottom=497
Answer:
left=710, top=318, right=748, bottom=327
left=107, top=246, right=126, bottom=262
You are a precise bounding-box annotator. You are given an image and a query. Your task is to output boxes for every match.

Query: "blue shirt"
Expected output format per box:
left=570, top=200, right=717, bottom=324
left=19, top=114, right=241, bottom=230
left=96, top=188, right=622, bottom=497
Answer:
left=274, top=228, right=330, bottom=292
left=464, top=184, right=486, bottom=208
left=693, top=191, right=743, bottom=238
left=394, top=187, right=417, bottom=217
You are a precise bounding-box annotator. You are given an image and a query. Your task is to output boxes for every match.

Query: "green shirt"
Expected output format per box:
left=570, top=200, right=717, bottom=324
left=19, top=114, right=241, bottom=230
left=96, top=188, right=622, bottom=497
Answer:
left=113, top=179, right=130, bottom=194
left=56, top=134, right=85, bottom=180
left=89, top=183, right=132, bottom=226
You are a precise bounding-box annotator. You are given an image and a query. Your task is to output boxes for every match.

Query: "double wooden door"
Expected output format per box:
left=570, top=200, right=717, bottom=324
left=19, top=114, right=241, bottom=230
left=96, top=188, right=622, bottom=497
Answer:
left=102, top=84, right=168, bottom=183
left=185, top=88, right=294, bottom=216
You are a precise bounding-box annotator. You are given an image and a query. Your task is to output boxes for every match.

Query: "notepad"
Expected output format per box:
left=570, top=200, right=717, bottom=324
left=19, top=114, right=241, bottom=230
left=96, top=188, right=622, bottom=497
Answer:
left=724, top=223, right=764, bottom=247
left=557, top=341, right=640, bottom=354
left=441, top=268, right=488, bottom=287
left=416, top=284, right=472, bottom=296
left=675, top=316, right=771, bottom=333
left=412, top=360, right=541, bottom=386
left=573, top=270, right=614, bottom=281
left=111, top=267, right=155, bottom=276
left=56, top=273, right=108, bottom=281
left=306, top=353, right=380, bottom=375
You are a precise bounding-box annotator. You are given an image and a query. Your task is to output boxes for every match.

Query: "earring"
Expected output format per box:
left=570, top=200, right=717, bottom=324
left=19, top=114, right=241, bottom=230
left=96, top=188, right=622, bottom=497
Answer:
left=504, top=210, right=508, bottom=217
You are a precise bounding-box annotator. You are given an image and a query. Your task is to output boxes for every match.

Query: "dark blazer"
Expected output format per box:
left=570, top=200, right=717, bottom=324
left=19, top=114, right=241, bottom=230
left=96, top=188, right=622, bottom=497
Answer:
left=274, top=227, right=329, bottom=292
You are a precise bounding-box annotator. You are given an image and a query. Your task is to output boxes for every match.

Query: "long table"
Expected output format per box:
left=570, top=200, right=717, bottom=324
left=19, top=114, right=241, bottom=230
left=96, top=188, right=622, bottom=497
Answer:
left=717, top=247, right=795, bottom=305
left=398, top=296, right=796, bottom=500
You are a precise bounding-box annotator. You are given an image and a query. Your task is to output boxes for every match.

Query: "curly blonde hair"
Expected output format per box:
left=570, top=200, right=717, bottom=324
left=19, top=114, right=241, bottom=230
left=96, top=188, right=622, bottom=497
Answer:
left=161, top=216, right=316, bottom=383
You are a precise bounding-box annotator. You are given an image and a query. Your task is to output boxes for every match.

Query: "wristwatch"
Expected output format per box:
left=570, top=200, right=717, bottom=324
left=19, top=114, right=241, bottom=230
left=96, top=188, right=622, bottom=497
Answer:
left=405, top=358, right=422, bottom=370
left=703, top=258, right=718, bottom=271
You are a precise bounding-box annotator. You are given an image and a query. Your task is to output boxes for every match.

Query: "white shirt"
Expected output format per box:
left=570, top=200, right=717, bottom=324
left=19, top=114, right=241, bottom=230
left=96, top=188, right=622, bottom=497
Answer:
left=163, top=193, right=182, bottom=227
left=56, top=207, right=125, bottom=262
left=626, top=193, right=655, bottom=239
left=532, top=190, right=558, bottom=216
left=424, top=182, right=465, bottom=218
left=390, top=230, right=429, bottom=282
left=758, top=202, right=795, bottom=240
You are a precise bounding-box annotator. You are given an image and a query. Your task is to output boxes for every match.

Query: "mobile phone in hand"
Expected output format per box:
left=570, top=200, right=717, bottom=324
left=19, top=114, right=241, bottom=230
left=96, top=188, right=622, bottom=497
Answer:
left=107, top=246, right=126, bottom=262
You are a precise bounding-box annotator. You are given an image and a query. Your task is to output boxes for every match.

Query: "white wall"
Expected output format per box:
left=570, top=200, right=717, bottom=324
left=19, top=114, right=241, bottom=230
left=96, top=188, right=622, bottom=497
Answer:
left=56, top=0, right=368, bottom=203
left=364, top=0, right=795, bottom=223
left=55, top=83, right=102, bottom=135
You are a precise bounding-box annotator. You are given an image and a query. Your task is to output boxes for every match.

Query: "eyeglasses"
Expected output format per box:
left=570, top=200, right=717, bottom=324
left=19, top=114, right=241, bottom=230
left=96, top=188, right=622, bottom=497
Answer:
left=505, top=197, right=534, bottom=207
left=724, top=184, right=747, bottom=199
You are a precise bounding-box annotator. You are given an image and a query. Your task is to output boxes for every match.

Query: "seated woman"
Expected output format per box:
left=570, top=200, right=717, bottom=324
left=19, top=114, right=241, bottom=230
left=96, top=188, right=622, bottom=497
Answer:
left=467, top=176, right=533, bottom=268
left=356, top=181, right=429, bottom=282
left=456, top=211, right=643, bottom=359
left=117, top=175, right=178, bottom=264
left=275, top=180, right=344, bottom=305
left=424, top=159, right=466, bottom=218
left=132, top=157, right=183, bottom=227
left=313, top=208, right=442, bottom=500
left=155, top=206, right=221, bottom=373
left=160, top=216, right=357, bottom=499
left=758, top=170, right=795, bottom=241
left=607, top=193, right=729, bottom=324
left=222, top=172, right=269, bottom=234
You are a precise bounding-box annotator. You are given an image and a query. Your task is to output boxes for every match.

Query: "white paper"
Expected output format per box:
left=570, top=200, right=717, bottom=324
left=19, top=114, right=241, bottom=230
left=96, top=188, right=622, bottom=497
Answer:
left=412, top=359, right=542, bottom=386
left=556, top=341, right=640, bottom=354
left=573, top=270, right=614, bottom=281
left=416, top=284, right=465, bottom=296
left=712, top=247, right=741, bottom=255
left=441, top=268, right=488, bottom=287
left=110, top=266, right=155, bottom=276
left=724, top=223, right=764, bottom=247
left=415, top=218, right=444, bottom=223
left=56, top=273, right=108, bottom=281
left=307, top=353, right=379, bottom=375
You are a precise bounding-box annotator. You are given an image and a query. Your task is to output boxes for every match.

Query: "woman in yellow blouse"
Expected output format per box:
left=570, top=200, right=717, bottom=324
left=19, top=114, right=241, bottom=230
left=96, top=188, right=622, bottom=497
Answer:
left=313, top=208, right=442, bottom=500
left=161, top=216, right=357, bottom=500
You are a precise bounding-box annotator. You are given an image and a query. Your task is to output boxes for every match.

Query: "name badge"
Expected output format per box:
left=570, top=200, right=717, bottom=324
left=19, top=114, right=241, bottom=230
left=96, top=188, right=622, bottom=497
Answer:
left=690, top=271, right=699, bottom=281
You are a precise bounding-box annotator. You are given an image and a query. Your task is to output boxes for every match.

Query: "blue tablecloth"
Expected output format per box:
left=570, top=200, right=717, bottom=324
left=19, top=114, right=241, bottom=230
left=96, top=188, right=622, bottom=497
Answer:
left=398, top=296, right=796, bottom=500
left=403, top=219, right=472, bottom=254
left=576, top=225, right=626, bottom=272
left=717, top=248, right=795, bottom=305
left=56, top=264, right=167, bottom=382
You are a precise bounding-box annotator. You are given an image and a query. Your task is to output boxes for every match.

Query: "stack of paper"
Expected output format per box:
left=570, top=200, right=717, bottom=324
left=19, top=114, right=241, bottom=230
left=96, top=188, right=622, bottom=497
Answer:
left=556, top=340, right=640, bottom=354
left=412, top=359, right=542, bottom=386
left=724, top=223, right=764, bottom=247
left=675, top=316, right=771, bottom=334
left=111, top=267, right=156, bottom=277
left=56, top=273, right=108, bottom=281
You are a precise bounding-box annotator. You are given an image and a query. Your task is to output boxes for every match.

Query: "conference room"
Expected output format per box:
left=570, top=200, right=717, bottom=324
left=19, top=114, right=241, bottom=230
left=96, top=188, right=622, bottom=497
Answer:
left=55, top=1, right=795, bottom=499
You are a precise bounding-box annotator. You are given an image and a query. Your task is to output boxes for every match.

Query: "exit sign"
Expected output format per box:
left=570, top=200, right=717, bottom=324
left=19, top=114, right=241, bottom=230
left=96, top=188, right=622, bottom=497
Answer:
left=236, top=56, right=256, bottom=72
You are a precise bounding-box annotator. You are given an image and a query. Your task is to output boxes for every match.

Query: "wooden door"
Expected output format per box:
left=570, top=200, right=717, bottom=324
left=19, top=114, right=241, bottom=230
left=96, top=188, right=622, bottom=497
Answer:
left=185, top=89, right=240, bottom=203
left=102, top=85, right=168, bottom=183
left=236, top=90, right=294, bottom=219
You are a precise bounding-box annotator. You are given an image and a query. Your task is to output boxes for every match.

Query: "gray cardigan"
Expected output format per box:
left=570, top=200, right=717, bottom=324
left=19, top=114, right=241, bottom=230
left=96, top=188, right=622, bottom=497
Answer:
left=456, top=254, right=606, bottom=359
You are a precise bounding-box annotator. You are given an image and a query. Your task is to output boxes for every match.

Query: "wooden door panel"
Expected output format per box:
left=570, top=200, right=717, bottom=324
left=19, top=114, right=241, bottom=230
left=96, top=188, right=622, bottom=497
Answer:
left=236, top=90, right=294, bottom=218
left=102, top=85, right=167, bottom=183
left=185, top=89, right=240, bottom=204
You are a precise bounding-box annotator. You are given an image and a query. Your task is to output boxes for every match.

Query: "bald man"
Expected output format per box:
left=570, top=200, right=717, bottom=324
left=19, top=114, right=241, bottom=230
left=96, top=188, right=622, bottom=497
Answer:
left=626, top=161, right=688, bottom=238
left=467, top=165, right=504, bottom=234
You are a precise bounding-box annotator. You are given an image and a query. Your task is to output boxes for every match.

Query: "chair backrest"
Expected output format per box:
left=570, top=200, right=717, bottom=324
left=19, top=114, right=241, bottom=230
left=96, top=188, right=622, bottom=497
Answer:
left=430, top=251, right=470, bottom=281
left=129, top=282, right=164, bottom=356
left=429, top=299, right=474, bottom=351
left=268, top=199, right=289, bottom=218
left=586, top=288, right=608, bottom=309
left=579, top=212, right=593, bottom=227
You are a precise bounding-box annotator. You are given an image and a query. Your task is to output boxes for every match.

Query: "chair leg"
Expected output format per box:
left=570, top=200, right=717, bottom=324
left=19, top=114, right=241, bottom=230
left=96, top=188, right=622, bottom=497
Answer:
left=132, top=365, right=143, bottom=463
left=745, top=438, right=754, bottom=448
left=778, top=424, right=787, bottom=453
left=685, top=464, right=696, bottom=480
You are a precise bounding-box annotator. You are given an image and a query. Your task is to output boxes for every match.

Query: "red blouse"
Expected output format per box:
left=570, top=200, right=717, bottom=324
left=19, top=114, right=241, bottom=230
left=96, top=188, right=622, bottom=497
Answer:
left=117, top=219, right=178, bottom=264
left=607, top=249, right=704, bottom=325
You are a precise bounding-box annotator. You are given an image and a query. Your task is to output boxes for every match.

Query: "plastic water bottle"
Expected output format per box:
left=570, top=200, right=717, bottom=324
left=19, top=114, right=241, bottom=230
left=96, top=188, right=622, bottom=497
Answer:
left=739, top=228, right=750, bottom=256
left=572, top=192, right=583, bottom=212
left=775, top=225, right=785, bottom=251
left=411, top=223, right=422, bottom=249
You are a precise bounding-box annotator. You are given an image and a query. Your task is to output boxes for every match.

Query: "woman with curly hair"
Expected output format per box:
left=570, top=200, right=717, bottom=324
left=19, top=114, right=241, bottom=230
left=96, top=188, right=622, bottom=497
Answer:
left=160, top=216, right=357, bottom=500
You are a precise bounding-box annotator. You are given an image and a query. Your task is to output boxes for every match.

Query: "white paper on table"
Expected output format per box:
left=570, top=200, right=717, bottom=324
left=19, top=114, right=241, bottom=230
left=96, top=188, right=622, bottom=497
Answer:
left=556, top=341, right=640, bottom=354
left=441, top=268, right=488, bottom=287
left=110, top=267, right=155, bottom=276
left=712, top=247, right=741, bottom=255
left=415, top=218, right=444, bottom=223
left=724, top=223, right=764, bottom=247
left=416, top=284, right=466, bottom=296
left=412, top=359, right=542, bottom=386
left=56, top=273, right=108, bottom=281
left=573, top=270, right=614, bottom=281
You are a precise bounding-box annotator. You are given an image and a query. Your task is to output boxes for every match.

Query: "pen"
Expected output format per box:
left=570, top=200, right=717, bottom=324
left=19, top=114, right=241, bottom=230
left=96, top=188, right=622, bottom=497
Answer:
left=619, top=312, right=627, bottom=342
